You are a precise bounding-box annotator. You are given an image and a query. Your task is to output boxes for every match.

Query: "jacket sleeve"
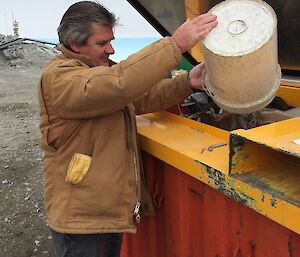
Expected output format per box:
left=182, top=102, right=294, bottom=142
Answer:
left=49, top=37, right=182, bottom=119
left=132, top=73, right=193, bottom=115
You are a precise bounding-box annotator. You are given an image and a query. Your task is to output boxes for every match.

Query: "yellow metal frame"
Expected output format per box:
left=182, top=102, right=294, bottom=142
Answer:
left=277, top=84, right=300, bottom=107
left=137, top=112, right=300, bottom=235
left=184, top=0, right=208, bottom=62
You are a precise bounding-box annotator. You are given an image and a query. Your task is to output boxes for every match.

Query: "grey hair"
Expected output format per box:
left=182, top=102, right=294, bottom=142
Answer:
left=57, top=1, right=117, bottom=49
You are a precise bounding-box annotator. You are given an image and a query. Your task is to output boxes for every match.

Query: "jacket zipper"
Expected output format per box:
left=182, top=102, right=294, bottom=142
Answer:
left=132, top=135, right=141, bottom=223
left=127, top=104, right=141, bottom=224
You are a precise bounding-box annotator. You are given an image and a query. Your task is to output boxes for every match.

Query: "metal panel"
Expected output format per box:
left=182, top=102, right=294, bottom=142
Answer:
left=121, top=152, right=300, bottom=257
left=231, top=117, right=300, bottom=158
left=134, top=0, right=186, bottom=35
left=278, top=84, right=300, bottom=107
left=137, top=112, right=300, bottom=235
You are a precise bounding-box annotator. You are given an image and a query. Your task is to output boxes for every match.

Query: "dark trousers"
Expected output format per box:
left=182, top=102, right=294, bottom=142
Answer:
left=51, top=229, right=123, bottom=257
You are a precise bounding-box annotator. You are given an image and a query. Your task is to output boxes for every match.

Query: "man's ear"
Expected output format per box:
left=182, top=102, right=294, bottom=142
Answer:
left=69, top=41, right=80, bottom=53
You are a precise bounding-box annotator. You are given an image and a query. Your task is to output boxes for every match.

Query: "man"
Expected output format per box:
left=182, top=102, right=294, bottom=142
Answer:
left=38, top=1, right=217, bottom=257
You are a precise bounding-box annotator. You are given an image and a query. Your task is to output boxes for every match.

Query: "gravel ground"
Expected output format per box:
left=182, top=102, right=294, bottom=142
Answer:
left=0, top=43, right=57, bottom=257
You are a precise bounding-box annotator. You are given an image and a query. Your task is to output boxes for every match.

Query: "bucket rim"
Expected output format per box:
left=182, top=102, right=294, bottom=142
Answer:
left=204, top=64, right=282, bottom=114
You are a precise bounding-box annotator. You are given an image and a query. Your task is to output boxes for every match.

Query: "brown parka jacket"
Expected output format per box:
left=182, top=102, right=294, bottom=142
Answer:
left=38, top=37, right=192, bottom=234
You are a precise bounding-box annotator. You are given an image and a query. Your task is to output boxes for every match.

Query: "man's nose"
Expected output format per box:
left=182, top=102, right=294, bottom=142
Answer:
left=106, top=43, right=115, bottom=55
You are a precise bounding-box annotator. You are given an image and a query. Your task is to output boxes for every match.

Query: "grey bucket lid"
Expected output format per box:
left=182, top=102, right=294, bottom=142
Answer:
left=203, top=0, right=277, bottom=56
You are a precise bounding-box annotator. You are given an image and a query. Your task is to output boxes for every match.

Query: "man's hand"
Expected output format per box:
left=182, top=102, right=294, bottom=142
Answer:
left=188, top=62, right=206, bottom=90
left=171, top=13, right=217, bottom=53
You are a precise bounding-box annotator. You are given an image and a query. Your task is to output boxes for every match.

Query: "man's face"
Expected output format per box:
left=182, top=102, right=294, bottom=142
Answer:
left=72, top=22, right=115, bottom=66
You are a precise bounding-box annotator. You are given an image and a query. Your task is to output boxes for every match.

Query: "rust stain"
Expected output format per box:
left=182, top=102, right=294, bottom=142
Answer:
left=229, top=134, right=247, bottom=171
left=270, top=196, right=277, bottom=208
left=204, top=165, right=255, bottom=208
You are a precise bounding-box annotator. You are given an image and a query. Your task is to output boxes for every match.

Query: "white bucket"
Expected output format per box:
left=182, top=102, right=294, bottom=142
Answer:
left=202, top=0, right=281, bottom=114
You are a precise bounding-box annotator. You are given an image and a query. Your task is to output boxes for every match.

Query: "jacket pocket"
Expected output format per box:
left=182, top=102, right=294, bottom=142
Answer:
left=65, top=153, right=91, bottom=184
left=67, top=138, right=127, bottom=219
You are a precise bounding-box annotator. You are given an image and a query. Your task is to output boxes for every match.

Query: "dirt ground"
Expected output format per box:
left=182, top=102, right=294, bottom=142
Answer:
left=0, top=43, right=57, bottom=257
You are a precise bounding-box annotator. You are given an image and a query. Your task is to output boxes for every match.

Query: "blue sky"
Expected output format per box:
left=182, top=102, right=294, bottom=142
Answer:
left=0, top=0, right=161, bottom=39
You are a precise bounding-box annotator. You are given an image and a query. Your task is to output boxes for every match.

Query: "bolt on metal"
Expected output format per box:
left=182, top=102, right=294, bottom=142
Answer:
left=207, top=142, right=227, bottom=152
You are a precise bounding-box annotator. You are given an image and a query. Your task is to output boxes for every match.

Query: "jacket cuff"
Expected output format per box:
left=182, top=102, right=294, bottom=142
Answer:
left=164, top=36, right=183, bottom=64
left=180, top=73, right=193, bottom=97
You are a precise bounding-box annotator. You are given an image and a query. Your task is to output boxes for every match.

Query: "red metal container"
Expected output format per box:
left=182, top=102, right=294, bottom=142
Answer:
left=121, top=152, right=300, bottom=257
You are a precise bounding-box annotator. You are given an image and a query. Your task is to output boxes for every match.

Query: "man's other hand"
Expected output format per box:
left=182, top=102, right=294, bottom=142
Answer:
left=188, top=62, right=206, bottom=90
